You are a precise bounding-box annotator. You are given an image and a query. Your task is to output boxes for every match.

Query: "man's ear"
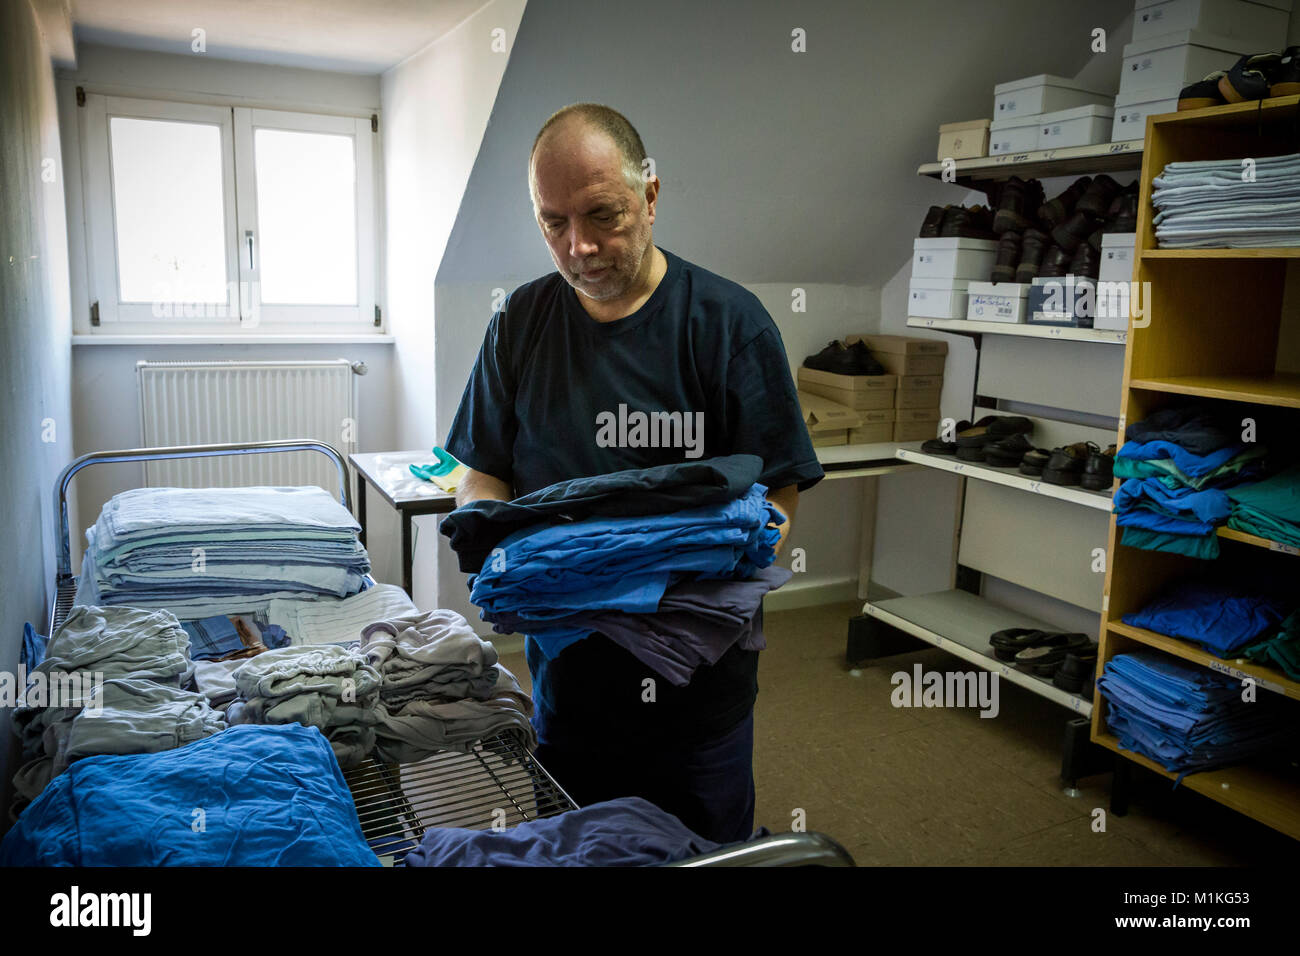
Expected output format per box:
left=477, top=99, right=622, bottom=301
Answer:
left=643, top=176, right=661, bottom=222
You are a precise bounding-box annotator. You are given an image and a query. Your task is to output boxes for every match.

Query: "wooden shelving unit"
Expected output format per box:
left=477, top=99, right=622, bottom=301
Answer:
left=1096, top=98, right=1300, bottom=841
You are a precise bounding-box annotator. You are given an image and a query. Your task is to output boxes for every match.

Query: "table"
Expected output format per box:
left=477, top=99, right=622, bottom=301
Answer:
left=349, top=450, right=457, bottom=596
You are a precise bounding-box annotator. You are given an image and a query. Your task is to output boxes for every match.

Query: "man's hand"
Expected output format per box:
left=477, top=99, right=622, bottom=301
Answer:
left=765, top=484, right=799, bottom=556
left=455, top=468, right=514, bottom=508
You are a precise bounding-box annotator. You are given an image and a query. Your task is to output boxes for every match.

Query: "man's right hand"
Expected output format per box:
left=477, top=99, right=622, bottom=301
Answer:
left=455, top=468, right=514, bottom=508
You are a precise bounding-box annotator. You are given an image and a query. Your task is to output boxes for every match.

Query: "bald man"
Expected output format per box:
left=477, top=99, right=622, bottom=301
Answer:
left=444, top=103, right=823, bottom=842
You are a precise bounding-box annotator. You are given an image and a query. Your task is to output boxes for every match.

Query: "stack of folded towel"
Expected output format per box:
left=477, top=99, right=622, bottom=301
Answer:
left=1113, top=405, right=1268, bottom=559
left=78, top=485, right=370, bottom=620
left=1153, top=153, right=1300, bottom=249
left=11, top=605, right=226, bottom=815
left=267, top=583, right=418, bottom=647
left=1098, top=651, right=1297, bottom=777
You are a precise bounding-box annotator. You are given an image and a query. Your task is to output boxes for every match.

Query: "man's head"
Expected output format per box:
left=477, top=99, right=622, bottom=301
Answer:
left=529, top=104, right=659, bottom=302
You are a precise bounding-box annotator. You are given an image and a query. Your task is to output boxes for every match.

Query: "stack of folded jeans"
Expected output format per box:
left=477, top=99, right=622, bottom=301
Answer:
left=1113, top=405, right=1268, bottom=559
left=78, top=486, right=371, bottom=620
left=226, top=645, right=381, bottom=769
left=10, top=605, right=226, bottom=816
left=1098, top=652, right=1297, bottom=777
left=1225, top=463, right=1300, bottom=548
left=1121, top=573, right=1296, bottom=658
left=1153, top=153, right=1300, bottom=249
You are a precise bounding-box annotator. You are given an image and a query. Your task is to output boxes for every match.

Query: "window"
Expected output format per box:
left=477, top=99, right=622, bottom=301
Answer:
left=80, top=95, right=377, bottom=333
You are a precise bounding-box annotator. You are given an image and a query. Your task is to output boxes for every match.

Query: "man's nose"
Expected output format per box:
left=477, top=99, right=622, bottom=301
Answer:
left=568, top=222, right=599, bottom=259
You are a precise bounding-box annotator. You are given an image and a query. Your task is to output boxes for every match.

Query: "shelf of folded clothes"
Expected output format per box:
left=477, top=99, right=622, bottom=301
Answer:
left=906, top=316, right=1129, bottom=344
left=1091, top=730, right=1300, bottom=840
left=1216, top=526, right=1300, bottom=555
left=915, top=138, right=1144, bottom=184
left=864, top=589, right=1093, bottom=715
left=1128, top=373, right=1300, bottom=410
left=1142, top=248, right=1300, bottom=258
left=1108, top=622, right=1300, bottom=703
left=895, top=446, right=1114, bottom=511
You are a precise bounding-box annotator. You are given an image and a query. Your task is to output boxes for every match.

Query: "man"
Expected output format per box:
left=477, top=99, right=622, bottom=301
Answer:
left=444, top=103, right=823, bottom=843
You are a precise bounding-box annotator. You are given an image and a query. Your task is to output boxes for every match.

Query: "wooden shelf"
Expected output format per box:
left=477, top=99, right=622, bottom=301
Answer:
left=1127, top=373, right=1300, bottom=409
left=1090, top=731, right=1300, bottom=840
left=906, top=316, right=1127, bottom=344
left=895, top=446, right=1114, bottom=511
left=1217, top=526, right=1300, bottom=556
left=864, top=589, right=1093, bottom=716
left=1148, top=93, right=1300, bottom=129
left=916, top=139, right=1143, bottom=184
left=1141, top=248, right=1300, bottom=259
left=1107, top=621, right=1300, bottom=702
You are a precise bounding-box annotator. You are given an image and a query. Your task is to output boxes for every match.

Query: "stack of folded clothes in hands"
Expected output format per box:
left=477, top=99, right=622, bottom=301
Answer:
left=1097, top=651, right=1298, bottom=779
left=1152, top=153, right=1300, bottom=249
left=10, top=605, right=227, bottom=816
left=77, top=485, right=371, bottom=620
left=1113, top=404, right=1269, bottom=559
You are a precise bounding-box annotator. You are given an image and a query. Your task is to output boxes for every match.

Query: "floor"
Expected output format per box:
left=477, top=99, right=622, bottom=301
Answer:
left=501, top=599, right=1300, bottom=865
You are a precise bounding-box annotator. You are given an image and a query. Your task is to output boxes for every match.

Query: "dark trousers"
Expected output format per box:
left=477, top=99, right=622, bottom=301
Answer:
left=532, top=710, right=756, bottom=844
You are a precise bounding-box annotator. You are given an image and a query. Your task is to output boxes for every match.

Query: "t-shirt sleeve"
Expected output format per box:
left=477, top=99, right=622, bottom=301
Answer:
left=724, top=323, right=824, bottom=493
left=443, top=310, right=517, bottom=485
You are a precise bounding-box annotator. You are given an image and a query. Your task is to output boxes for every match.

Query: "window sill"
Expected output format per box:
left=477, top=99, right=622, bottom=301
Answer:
left=72, top=333, right=396, bottom=345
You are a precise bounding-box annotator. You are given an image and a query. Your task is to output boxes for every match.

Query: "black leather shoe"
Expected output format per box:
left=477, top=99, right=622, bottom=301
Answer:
left=1179, top=71, right=1227, bottom=110
left=920, top=419, right=972, bottom=454
left=1019, top=446, right=1051, bottom=476
left=939, top=205, right=996, bottom=239
left=1103, top=188, right=1138, bottom=234
left=1075, top=174, right=1121, bottom=219
left=1080, top=444, right=1116, bottom=491
left=1220, top=52, right=1282, bottom=103
left=1014, top=633, right=1091, bottom=671
left=920, top=205, right=946, bottom=238
left=1270, top=47, right=1300, bottom=97
left=991, top=232, right=1022, bottom=283
left=1015, top=229, right=1050, bottom=283
left=1052, top=210, right=1096, bottom=254
left=983, top=432, right=1036, bottom=467
left=847, top=341, right=885, bottom=374
left=1038, top=176, right=1091, bottom=230
left=804, top=341, right=861, bottom=374
left=1069, top=242, right=1100, bottom=280
left=1042, top=441, right=1099, bottom=486
left=1052, top=648, right=1099, bottom=693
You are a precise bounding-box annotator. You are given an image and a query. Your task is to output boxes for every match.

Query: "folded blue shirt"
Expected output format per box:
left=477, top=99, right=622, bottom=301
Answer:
left=1118, top=440, right=1246, bottom=479
left=1121, top=577, right=1295, bottom=657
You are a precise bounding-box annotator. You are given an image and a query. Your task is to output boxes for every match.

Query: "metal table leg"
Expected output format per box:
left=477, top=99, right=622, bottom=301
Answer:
left=401, top=510, right=413, bottom=597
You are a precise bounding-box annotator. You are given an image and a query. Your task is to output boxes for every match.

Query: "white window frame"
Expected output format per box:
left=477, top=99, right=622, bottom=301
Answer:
left=80, top=94, right=377, bottom=335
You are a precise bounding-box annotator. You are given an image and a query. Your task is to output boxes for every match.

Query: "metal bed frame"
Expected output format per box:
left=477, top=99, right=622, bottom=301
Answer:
left=48, top=439, right=854, bottom=867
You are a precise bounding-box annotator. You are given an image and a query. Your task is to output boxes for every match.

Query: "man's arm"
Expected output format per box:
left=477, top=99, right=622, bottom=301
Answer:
left=455, top=468, right=513, bottom=508
left=766, top=483, right=799, bottom=555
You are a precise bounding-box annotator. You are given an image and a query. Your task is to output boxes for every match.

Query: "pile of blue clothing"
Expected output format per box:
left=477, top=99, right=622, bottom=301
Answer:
left=1113, top=405, right=1268, bottom=559
left=1225, top=462, right=1300, bottom=549
left=443, top=456, right=789, bottom=686
left=1098, top=652, right=1297, bottom=777
left=1121, top=573, right=1296, bottom=658
left=0, top=724, right=380, bottom=866
left=79, top=486, right=371, bottom=620
left=1153, top=153, right=1300, bottom=249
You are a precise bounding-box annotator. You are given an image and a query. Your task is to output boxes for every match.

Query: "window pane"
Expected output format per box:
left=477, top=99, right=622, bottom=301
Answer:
left=110, top=117, right=228, bottom=304
left=254, top=128, right=357, bottom=305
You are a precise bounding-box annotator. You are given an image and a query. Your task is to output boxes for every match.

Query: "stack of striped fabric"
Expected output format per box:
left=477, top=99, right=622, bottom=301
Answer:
left=1153, top=153, right=1300, bottom=249
left=77, top=486, right=370, bottom=620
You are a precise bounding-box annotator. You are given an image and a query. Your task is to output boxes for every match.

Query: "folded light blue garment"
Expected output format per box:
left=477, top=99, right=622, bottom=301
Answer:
left=0, top=724, right=380, bottom=866
left=1113, top=476, right=1231, bottom=525
left=1117, top=439, right=1245, bottom=478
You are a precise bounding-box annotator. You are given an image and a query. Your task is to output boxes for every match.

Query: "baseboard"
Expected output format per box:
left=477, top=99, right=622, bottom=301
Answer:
left=763, top=577, right=862, bottom=611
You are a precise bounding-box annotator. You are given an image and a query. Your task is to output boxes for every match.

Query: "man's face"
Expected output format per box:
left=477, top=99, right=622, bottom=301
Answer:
left=530, top=123, right=657, bottom=302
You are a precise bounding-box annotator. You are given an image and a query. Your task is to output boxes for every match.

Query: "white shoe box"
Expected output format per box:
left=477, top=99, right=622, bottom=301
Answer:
left=993, top=74, right=1113, bottom=119
left=909, top=277, right=971, bottom=319
left=989, top=113, right=1041, bottom=155
left=1099, top=232, right=1138, bottom=284
left=1111, top=87, right=1180, bottom=141
left=1037, top=104, right=1115, bottom=149
left=966, top=281, right=1030, bottom=323
left=1132, top=0, right=1289, bottom=49
left=1120, top=30, right=1252, bottom=96
left=912, top=237, right=998, bottom=281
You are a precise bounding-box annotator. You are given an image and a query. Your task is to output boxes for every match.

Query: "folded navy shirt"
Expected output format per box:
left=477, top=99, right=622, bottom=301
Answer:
left=440, top=454, right=764, bottom=574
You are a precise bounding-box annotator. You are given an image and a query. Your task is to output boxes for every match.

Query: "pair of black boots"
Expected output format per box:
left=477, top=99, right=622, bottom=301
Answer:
left=918, top=204, right=995, bottom=240
left=993, top=176, right=1138, bottom=282
left=1179, top=47, right=1300, bottom=110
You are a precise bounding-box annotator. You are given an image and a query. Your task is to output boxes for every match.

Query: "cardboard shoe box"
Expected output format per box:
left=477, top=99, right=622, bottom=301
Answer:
left=1120, top=29, right=1252, bottom=95
left=936, top=119, right=991, bottom=161
left=845, top=334, right=948, bottom=377
left=893, top=419, right=941, bottom=442
left=1111, top=87, right=1180, bottom=142
left=797, top=367, right=898, bottom=410
left=989, top=113, right=1040, bottom=155
left=912, top=237, right=999, bottom=282
left=909, top=278, right=971, bottom=319
left=993, top=74, right=1113, bottom=119
left=798, top=390, right=863, bottom=447
left=1132, top=0, right=1289, bottom=49
left=1036, top=104, right=1114, bottom=150
left=967, top=281, right=1030, bottom=323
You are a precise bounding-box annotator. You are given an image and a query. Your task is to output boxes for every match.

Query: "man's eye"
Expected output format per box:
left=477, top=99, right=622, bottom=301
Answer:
left=593, top=214, right=615, bottom=224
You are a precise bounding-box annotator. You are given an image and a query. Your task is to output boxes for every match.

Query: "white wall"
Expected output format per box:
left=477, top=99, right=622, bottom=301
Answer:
left=381, top=0, right=527, bottom=616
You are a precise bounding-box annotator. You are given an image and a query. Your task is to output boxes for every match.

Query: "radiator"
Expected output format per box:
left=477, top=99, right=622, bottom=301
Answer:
left=136, top=360, right=359, bottom=494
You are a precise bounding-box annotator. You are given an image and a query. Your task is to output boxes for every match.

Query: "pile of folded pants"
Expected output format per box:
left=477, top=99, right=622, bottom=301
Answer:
left=1113, top=404, right=1267, bottom=559
left=403, top=795, right=735, bottom=867
left=1121, top=573, right=1296, bottom=658
left=77, top=485, right=371, bottom=619
left=1098, top=651, right=1297, bottom=777
left=0, top=724, right=380, bottom=866
left=1152, top=153, right=1300, bottom=249
left=10, top=605, right=226, bottom=816
left=226, top=644, right=381, bottom=768
left=1225, top=462, right=1300, bottom=548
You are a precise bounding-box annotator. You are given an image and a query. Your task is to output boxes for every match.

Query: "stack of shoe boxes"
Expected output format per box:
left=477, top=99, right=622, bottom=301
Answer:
left=1111, top=0, right=1290, bottom=142
left=845, top=335, right=948, bottom=442
left=797, top=370, right=895, bottom=445
left=909, top=234, right=999, bottom=324
left=1097, top=229, right=1138, bottom=331
left=989, top=75, right=1114, bottom=156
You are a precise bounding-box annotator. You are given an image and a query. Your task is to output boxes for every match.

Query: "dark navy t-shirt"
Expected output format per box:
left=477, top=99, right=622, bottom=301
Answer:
left=444, top=247, right=823, bottom=745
